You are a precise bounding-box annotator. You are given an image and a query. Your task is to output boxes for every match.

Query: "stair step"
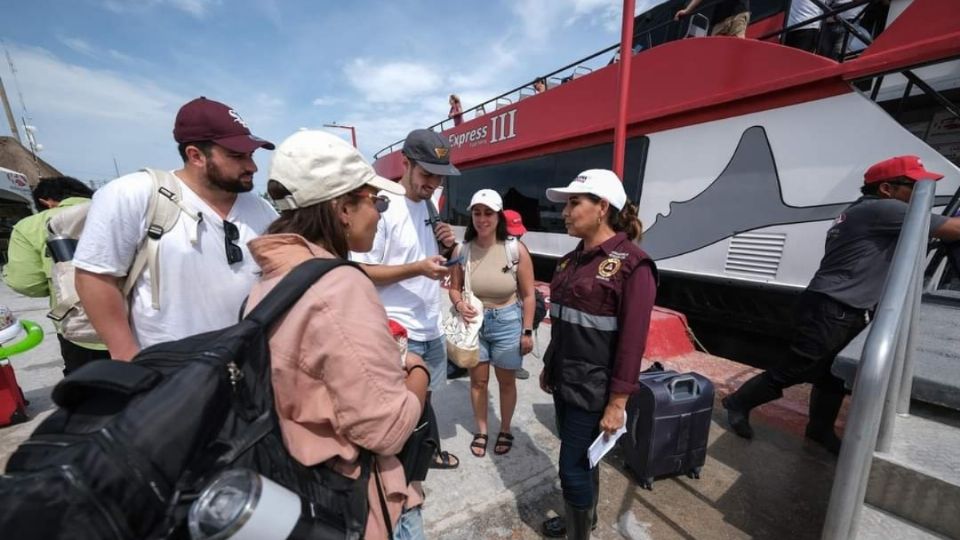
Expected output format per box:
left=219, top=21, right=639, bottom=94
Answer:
left=856, top=505, right=948, bottom=539
left=867, top=414, right=960, bottom=538
left=834, top=298, right=960, bottom=412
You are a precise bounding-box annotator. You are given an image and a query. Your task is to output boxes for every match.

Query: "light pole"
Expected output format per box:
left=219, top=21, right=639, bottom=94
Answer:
left=323, top=122, right=357, bottom=148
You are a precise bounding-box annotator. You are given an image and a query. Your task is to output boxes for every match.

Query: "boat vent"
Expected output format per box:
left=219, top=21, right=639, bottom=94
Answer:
left=724, top=232, right=786, bottom=280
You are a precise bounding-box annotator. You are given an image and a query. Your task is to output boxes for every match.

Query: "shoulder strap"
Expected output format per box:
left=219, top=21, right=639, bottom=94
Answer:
left=505, top=237, right=520, bottom=276
left=46, top=202, right=90, bottom=239
left=244, top=258, right=358, bottom=328
left=124, top=169, right=196, bottom=308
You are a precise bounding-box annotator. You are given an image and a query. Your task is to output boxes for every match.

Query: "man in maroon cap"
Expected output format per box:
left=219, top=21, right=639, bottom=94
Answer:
left=74, top=97, right=278, bottom=360
left=722, top=156, right=960, bottom=454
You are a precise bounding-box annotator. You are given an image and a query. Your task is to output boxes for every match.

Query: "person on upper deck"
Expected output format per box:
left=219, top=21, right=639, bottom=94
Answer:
left=448, top=94, right=463, bottom=126
left=675, top=0, right=750, bottom=38
left=784, top=0, right=825, bottom=52
left=538, top=169, right=657, bottom=539
left=723, top=155, right=960, bottom=455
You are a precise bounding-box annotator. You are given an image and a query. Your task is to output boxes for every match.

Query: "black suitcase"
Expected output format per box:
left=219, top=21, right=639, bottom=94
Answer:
left=619, top=370, right=714, bottom=490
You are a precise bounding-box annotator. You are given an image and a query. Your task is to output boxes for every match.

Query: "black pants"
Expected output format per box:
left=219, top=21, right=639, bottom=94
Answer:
left=728, top=291, right=868, bottom=430
left=58, top=334, right=111, bottom=376
left=785, top=28, right=821, bottom=53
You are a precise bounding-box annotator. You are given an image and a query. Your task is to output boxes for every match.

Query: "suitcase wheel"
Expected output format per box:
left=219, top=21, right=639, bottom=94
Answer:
left=686, top=467, right=702, bottom=480
left=640, top=477, right=654, bottom=490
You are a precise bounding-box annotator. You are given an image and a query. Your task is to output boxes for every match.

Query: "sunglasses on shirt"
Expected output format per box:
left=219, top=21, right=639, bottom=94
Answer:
left=223, top=220, right=243, bottom=265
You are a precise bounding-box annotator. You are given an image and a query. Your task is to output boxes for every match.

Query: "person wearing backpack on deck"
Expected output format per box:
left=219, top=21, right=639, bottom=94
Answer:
left=449, top=190, right=535, bottom=458
left=74, top=97, right=277, bottom=360
left=3, top=177, right=108, bottom=374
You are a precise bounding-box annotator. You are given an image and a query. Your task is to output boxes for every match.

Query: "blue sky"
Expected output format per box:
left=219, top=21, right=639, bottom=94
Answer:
left=0, top=0, right=665, bottom=191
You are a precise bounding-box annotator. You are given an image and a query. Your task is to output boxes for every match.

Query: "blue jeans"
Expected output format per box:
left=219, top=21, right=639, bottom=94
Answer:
left=478, top=303, right=522, bottom=370
left=409, top=337, right=446, bottom=392
left=554, top=396, right=602, bottom=509
left=392, top=506, right=425, bottom=540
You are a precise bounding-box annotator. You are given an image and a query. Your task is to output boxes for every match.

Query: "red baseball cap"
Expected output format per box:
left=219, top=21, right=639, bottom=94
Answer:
left=504, top=209, right=527, bottom=237
left=173, top=97, right=275, bottom=153
left=863, top=155, right=943, bottom=185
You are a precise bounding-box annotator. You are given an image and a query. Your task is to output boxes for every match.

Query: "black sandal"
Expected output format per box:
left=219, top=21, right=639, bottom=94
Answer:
left=470, top=433, right=488, bottom=457
left=430, top=450, right=460, bottom=469
left=494, top=432, right=514, bottom=455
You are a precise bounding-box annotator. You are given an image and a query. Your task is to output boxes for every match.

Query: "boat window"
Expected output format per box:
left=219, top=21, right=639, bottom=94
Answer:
left=442, top=136, right=648, bottom=234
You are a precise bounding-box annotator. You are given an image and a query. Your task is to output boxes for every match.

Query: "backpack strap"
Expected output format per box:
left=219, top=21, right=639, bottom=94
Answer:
left=46, top=203, right=92, bottom=322
left=124, top=169, right=200, bottom=309
left=504, top=236, right=520, bottom=276
left=244, top=258, right=358, bottom=328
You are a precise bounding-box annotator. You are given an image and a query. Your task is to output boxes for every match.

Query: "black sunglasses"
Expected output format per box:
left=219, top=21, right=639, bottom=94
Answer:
left=361, top=193, right=390, bottom=213
left=223, top=220, right=243, bottom=265
left=888, top=181, right=915, bottom=189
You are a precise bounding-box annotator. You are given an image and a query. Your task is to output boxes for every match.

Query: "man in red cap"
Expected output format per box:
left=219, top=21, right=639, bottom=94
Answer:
left=74, top=97, right=278, bottom=360
left=722, top=155, right=960, bottom=454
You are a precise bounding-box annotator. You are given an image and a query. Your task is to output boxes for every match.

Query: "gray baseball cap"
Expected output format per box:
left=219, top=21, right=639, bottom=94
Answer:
left=401, top=129, right=461, bottom=176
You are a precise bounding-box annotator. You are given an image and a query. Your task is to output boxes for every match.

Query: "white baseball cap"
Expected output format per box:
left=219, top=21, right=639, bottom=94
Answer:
left=269, top=130, right=404, bottom=211
left=545, top=169, right=627, bottom=210
left=468, top=189, right=503, bottom=212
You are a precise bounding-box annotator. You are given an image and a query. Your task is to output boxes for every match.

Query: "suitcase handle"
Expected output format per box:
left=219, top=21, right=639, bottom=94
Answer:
left=668, top=376, right=700, bottom=399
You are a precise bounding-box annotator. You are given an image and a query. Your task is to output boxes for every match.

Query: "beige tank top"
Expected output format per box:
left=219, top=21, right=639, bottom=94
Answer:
left=466, top=241, right=518, bottom=308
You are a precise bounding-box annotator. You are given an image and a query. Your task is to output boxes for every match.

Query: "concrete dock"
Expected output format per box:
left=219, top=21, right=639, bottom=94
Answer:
left=0, top=282, right=850, bottom=539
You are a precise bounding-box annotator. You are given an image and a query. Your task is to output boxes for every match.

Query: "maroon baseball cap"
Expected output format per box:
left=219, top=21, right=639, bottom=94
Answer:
left=173, top=97, right=275, bottom=153
left=504, top=209, right=527, bottom=237
left=864, top=155, right=943, bottom=185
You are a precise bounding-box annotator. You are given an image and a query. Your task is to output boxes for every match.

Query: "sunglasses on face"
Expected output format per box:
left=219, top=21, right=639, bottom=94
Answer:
left=888, top=181, right=915, bottom=189
left=360, top=193, right=390, bottom=213
left=223, top=220, right=243, bottom=265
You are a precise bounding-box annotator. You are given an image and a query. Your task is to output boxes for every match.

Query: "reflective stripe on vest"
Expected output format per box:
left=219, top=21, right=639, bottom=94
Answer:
left=549, top=303, right=618, bottom=331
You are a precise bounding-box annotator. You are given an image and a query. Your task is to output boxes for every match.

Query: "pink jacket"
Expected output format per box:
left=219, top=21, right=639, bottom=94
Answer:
left=246, top=234, right=424, bottom=539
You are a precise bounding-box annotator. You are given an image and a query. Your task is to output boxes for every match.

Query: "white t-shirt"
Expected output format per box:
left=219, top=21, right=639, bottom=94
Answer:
left=74, top=170, right=277, bottom=349
left=349, top=191, right=442, bottom=342
left=788, top=0, right=823, bottom=30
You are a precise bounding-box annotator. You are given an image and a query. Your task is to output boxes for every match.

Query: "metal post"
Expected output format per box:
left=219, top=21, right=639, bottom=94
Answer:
left=898, top=212, right=931, bottom=414
left=876, top=285, right=910, bottom=451
left=612, top=0, right=635, bottom=180
left=821, top=180, right=936, bottom=540
left=0, top=75, right=19, bottom=143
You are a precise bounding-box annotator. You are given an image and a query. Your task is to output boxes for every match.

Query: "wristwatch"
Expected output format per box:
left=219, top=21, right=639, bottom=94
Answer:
left=523, top=329, right=534, bottom=337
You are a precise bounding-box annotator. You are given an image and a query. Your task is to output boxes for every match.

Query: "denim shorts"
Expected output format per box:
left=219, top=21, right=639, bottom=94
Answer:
left=478, top=303, right=523, bottom=370
left=408, top=337, right=446, bottom=391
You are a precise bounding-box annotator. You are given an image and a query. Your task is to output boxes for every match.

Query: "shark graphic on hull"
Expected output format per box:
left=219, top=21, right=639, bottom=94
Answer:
left=642, top=126, right=851, bottom=261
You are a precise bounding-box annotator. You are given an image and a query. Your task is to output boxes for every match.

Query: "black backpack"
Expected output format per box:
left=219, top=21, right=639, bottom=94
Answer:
left=0, top=258, right=372, bottom=540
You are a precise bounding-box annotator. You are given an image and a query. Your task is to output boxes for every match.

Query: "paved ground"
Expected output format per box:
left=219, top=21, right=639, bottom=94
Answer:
left=0, top=282, right=844, bottom=539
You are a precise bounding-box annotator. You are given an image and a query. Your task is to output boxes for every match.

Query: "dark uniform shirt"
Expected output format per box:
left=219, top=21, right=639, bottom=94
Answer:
left=807, top=196, right=947, bottom=309
left=544, top=232, right=657, bottom=412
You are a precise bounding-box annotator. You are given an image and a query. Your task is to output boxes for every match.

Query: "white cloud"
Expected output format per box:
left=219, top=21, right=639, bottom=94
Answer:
left=311, top=96, right=342, bottom=107
left=0, top=44, right=186, bottom=180
left=344, top=59, right=443, bottom=103
left=100, top=0, right=220, bottom=19
left=59, top=37, right=96, bottom=56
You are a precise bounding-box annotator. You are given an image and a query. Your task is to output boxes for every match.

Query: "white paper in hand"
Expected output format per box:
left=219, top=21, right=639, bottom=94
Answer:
left=587, top=410, right=628, bottom=469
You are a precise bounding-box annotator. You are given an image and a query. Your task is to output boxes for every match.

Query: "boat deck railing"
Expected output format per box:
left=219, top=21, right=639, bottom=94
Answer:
left=372, top=0, right=880, bottom=160
left=820, top=179, right=936, bottom=540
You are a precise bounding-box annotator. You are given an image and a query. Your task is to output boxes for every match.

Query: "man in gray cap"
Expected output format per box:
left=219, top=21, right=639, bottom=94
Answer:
left=351, top=128, right=461, bottom=469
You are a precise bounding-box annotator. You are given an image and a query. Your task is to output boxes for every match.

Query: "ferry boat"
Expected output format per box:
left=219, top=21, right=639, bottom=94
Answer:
left=372, top=0, right=960, bottom=359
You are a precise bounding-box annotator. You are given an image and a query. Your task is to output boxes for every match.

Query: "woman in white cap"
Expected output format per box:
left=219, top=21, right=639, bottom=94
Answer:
left=539, top=169, right=657, bottom=539
left=448, top=189, right=536, bottom=458
left=244, top=130, right=429, bottom=539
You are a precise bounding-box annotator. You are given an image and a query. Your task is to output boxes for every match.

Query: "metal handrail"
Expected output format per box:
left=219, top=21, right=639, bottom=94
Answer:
left=821, top=180, right=936, bottom=540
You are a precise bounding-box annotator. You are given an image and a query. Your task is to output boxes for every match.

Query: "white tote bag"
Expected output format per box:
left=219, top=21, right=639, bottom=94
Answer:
left=444, top=244, right=483, bottom=369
